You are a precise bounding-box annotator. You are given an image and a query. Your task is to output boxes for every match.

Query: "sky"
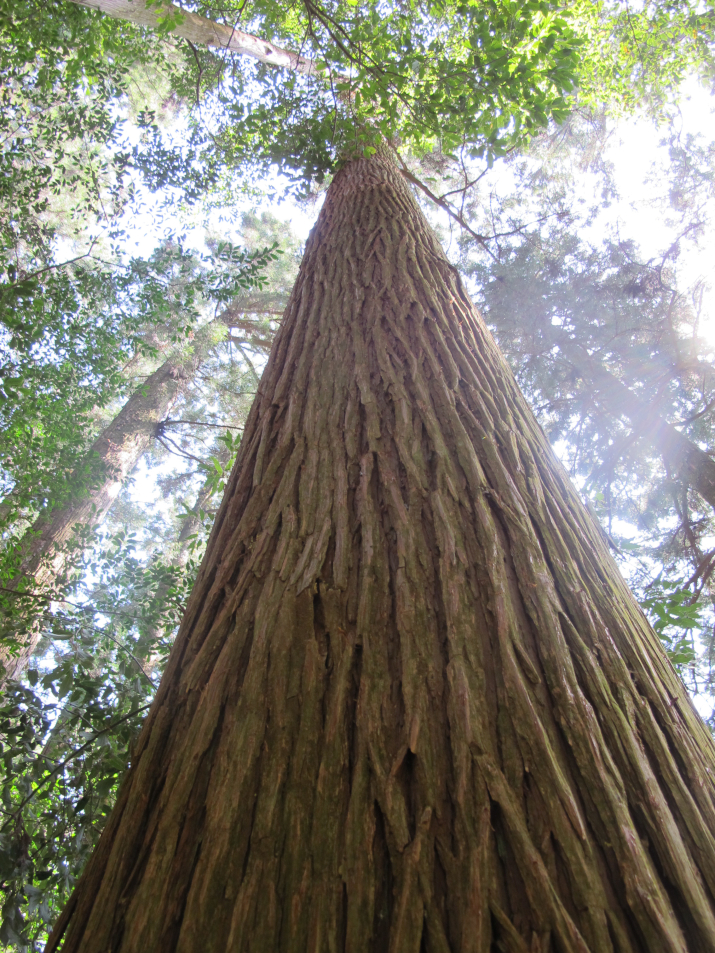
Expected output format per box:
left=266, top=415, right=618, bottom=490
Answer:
left=122, top=76, right=715, bottom=516
left=592, top=77, right=715, bottom=345
left=84, top=75, right=715, bottom=714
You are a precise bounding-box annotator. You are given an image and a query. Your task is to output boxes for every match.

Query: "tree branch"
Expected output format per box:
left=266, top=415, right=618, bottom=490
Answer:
left=394, top=155, right=499, bottom=261
left=70, top=0, right=321, bottom=76
left=1, top=703, right=153, bottom=824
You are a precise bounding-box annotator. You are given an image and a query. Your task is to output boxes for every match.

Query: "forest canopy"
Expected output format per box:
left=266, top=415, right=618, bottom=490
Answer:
left=1, top=0, right=715, bottom=948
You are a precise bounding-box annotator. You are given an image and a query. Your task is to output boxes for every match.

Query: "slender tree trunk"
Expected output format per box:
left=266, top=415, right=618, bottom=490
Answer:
left=47, top=154, right=715, bottom=953
left=0, top=342, right=207, bottom=682
left=136, top=445, right=234, bottom=668
left=559, top=336, right=715, bottom=511
left=70, top=0, right=319, bottom=75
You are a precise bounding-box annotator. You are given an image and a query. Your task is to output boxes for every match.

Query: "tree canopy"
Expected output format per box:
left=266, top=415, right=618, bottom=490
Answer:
left=2, top=0, right=715, bottom=948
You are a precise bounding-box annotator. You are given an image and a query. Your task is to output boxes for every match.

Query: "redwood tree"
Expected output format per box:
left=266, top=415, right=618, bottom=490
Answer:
left=47, top=153, right=715, bottom=953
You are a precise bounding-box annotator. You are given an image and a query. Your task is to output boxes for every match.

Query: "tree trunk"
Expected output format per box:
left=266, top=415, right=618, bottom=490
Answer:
left=136, top=444, right=234, bottom=670
left=0, top=343, right=206, bottom=682
left=70, top=0, right=319, bottom=75
left=47, top=154, right=715, bottom=953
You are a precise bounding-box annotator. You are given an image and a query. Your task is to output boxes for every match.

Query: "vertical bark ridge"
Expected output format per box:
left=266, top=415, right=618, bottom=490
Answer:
left=48, top=154, right=715, bottom=953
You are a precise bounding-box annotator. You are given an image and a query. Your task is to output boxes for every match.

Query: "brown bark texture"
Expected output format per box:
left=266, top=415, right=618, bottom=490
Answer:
left=48, top=154, right=715, bottom=953
left=0, top=345, right=202, bottom=682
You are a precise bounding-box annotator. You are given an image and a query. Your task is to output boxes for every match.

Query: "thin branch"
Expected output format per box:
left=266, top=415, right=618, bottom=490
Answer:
left=675, top=395, right=715, bottom=428
left=394, top=154, right=499, bottom=261
left=1, top=703, right=153, bottom=824
left=439, top=165, right=489, bottom=202
left=185, top=38, right=205, bottom=107
left=164, top=418, right=244, bottom=430
left=1, top=241, right=98, bottom=288
left=155, top=433, right=207, bottom=466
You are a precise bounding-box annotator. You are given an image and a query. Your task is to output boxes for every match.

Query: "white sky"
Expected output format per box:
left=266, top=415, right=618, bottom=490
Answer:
left=122, top=78, right=715, bottom=510
left=106, top=81, right=715, bottom=718
left=595, top=78, right=715, bottom=345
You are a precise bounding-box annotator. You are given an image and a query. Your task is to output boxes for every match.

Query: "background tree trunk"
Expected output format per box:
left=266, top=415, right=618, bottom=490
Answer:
left=47, top=154, right=715, bottom=953
left=0, top=341, right=207, bottom=682
left=70, top=0, right=319, bottom=74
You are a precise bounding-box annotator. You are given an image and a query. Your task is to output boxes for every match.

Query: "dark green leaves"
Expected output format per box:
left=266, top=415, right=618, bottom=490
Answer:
left=641, top=578, right=702, bottom=672
left=129, top=0, right=583, bottom=185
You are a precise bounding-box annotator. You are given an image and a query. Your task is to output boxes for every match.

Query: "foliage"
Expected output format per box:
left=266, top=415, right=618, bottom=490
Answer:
left=442, top=111, right=715, bottom=710
left=0, top=0, right=152, bottom=277
left=1, top=0, right=715, bottom=947
left=1, top=259, right=138, bottom=527
left=641, top=577, right=702, bottom=671
left=131, top=0, right=715, bottom=196
left=106, top=0, right=585, bottom=189
left=1, top=0, right=262, bottom=256
left=0, top=238, right=278, bottom=565
left=0, top=540, right=172, bottom=950
left=572, top=0, right=715, bottom=116
left=0, top=0, right=286, bottom=567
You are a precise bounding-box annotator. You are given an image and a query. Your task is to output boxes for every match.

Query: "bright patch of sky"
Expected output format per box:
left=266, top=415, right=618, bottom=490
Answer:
left=87, top=80, right=715, bottom=713
left=597, top=77, right=715, bottom=345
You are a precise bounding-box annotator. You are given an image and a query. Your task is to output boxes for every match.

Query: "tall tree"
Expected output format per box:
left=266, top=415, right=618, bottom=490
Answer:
left=0, top=237, right=277, bottom=681
left=47, top=150, right=715, bottom=953
left=0, top=339, right=208, bottom=682
left=4, top=0, right=714, bottom=949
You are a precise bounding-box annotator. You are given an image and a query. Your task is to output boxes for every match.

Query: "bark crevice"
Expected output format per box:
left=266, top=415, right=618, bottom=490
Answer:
left=48, top=153, right=715, bottom=953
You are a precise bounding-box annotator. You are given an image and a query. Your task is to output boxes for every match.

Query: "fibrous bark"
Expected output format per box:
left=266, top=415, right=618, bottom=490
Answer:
left=48, top=154, right=715, bottom=953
